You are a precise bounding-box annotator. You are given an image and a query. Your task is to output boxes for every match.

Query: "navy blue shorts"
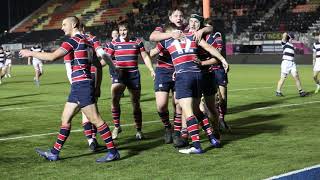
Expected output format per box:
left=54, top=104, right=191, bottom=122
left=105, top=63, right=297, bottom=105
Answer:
left=213, top=68, right=228, bottom=87
left=68, top=80, right=96, bottom=108
left=111, top=69, right=141, bottom=90
left=154, top=67, right=175, bottom=92
left=202, top=72, right=216, bottom=96
left=175, top=72, right=215, bottom=99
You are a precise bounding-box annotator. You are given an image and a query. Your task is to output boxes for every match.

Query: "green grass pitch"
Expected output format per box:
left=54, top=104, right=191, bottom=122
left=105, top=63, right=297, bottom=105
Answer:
left=0, top=64, right=319, bottom=179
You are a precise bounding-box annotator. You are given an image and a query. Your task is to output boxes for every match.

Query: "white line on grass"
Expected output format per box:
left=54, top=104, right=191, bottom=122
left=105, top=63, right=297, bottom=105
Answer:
left=229, top=85, right=295, bottom=92
left=264, top=164, right=320, bottom=180
left=2, top=100, right=320, bottom=142
left=0, top=85, right=287, bottom=112
left=0, top=120, right=160, bottom=141
left=0, top=85, right=317, bottom=141
left=0, top=104, right=58, bottom=111
left=251, top=100, right=320, bottom=111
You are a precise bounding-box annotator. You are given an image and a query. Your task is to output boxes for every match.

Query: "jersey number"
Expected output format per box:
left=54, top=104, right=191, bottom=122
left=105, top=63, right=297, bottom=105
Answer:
left=172, top=39, right=192, bottom=54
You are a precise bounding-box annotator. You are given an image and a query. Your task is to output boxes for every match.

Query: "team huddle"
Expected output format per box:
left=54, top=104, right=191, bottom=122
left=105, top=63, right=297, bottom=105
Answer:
left=18, top=7, right=230, bottom=163
left=17, top=6, right=320, bottom=163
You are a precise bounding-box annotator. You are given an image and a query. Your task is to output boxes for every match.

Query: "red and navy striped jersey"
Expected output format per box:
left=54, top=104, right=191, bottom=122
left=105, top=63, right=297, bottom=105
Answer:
left=155, top=42, right=174, bottom=69
left=104, top=41, right=116, bottom=64
left=64, top=33, right=102, bottom=74
left=60, top=33, right=92, bottom=83
left=201, top=32, right=223, bottom=70
left=156, top=32, right=201, bottom=73
left=82, top=33, right=101, bottom=52
left=153, top=25, right=188, bottom=69
left=106, top=37, right=145, bottom=70
left=81, top=33, right=101, bottom=73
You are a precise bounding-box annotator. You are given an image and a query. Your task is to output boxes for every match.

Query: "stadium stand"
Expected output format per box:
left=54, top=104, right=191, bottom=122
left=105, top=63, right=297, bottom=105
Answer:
left=251, top=0, right=320, bottom=33
left=1, top=0, right=320, bottom=57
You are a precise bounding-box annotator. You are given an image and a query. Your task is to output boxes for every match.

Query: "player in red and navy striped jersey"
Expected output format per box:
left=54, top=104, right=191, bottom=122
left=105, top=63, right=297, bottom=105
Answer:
left=149, top=8, right=186, bottom=147
left=20, top=16, right=119, bottom=163
left=152, top=23, right=228, bottom=154
left=63, top=24, right=116, bottom=152
left=189, top=14, right=230, bottom=132
left=188, top=14, right=225, bottom=142
left=106, top=22, right=155, bottom=140
left=149, top=7, right=213, bottom=44
left=149, top=8, right=214, bottom=148
left=207, top=32, right=230, bottom=131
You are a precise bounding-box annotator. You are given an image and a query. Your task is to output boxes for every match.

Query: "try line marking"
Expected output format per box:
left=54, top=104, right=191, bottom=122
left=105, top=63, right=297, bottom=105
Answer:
left=264, top=164, right=320, bottom=180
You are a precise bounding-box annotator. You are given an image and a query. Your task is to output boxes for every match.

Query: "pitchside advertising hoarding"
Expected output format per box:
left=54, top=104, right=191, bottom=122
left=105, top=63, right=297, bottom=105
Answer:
left=250, top=32, right=283, bottom=41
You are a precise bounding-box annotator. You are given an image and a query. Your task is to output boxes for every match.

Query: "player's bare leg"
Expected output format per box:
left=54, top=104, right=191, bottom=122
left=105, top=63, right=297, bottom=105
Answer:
left=128, top=88, right=144, bottom=140
left=217, top=86, right=230, bottom=131
left=177, top=97, right=203, bottom=154
left=292, top=72, right=307, bottom=97
left=276, top=75, right=286, bottom=97
left=111, top=83, right=126, bottom=139
left=155, top=91, right=173, bottom=143
left=81, top=104, right=120, bottom=162
left=35, top=102, right=80, bottom=161
left=82, top=111, right=99, bottom=152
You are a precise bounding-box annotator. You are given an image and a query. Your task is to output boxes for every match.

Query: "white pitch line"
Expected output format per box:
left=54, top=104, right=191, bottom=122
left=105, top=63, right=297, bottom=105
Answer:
left=1, top=100, right=320, bottom=142
left=264, top=164, right=320, bottom=180
left=0, top=85, right=316, bottom=141
left=229, top=85, right=295, bottom=92
left=251, top=100, right=320, bottom=111
left=0, top=104, right=59, bottom=112
left=0, top=85, right=283, bottom=112
left=0, top=120, right=160, bottom=141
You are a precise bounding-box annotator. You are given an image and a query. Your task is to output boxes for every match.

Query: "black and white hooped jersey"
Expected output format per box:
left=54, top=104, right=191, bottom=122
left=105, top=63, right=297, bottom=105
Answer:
left=313, top=41, right=320, bottom=61
left=5, top=50, right=12, bottom=59
left=31, top=46, right=43, bottom=61
left=0, top=51, right=5, bottom=63
left=281, top=41, right=295, bottom=61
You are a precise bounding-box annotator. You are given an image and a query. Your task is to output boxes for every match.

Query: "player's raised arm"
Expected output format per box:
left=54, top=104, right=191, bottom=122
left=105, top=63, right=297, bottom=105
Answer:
left=193, top=25, right=213, bottom=42
left=149, top=47, right=160, bottom=58
left=150, top=30, right=184, bottom=42
left=19, top=48, right=65, bottom=62
left=96, top=47, right=116, bottom=70
left=282, top=32, right=288, bottom=42
left=198, top=39, right=229, bottom=72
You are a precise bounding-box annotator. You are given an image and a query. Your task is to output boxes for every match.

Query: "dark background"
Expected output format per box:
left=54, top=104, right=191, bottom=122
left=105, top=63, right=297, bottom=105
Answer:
left=1, top=0, right=47, bottom=33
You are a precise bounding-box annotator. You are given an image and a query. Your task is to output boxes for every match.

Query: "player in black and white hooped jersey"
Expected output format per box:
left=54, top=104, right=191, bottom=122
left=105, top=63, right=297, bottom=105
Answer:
left=0, top=47, right=6, bottom=84
left=4, top=47, right=13, bottom=78
left=275, top=32, right=308, bottom=97
left=312, top=33, right=320, bottom=93
left=28, top=44, right=44, bottom=86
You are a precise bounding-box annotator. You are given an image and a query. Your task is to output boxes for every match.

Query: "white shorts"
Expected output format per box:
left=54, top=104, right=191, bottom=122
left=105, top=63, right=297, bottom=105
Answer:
left=313, top=60, right=320, bottom=72
left=281, top=60, right=297, bottom=77
left=5, top=59, right=11, bottom=66
left=32, top=59, right=43, bottom=72
left=0, top=62, right=4, bottom=68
